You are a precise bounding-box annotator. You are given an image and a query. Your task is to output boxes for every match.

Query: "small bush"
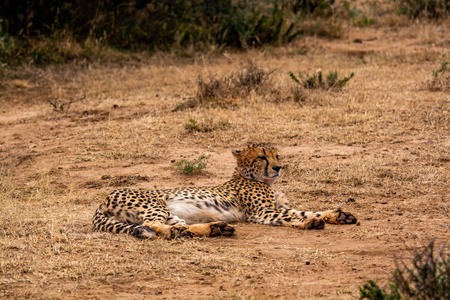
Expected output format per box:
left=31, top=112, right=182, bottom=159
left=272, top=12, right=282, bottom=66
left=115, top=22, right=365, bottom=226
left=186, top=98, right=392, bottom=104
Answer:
left=196, top=75, right=231, bottom=103
left=288, top=70, right=354, bottom=91
left=47, top=96, right=86, bottom=113
left=172, top=154, right=211, bottom=174
left=360, top=240, right=450, bottom=300
left=396, top=0, right=450, bottom=19
left=196, top=60, right=273, bottom=105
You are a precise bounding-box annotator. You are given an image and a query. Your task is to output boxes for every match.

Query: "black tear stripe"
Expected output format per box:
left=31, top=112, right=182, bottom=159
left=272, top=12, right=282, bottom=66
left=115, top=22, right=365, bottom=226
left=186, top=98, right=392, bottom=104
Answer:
left=264, top=160, right=269, bottom=176
left=255, top=148, right=269, bottom=175
left=250, top=157, right=258, bottom=168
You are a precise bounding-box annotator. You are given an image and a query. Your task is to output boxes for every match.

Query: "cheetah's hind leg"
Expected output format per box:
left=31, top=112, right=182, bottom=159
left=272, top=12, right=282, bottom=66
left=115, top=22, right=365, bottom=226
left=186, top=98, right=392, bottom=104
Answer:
left=142, top=221, right=235, bottom=238
left=93, top=208, right=156, bottom=238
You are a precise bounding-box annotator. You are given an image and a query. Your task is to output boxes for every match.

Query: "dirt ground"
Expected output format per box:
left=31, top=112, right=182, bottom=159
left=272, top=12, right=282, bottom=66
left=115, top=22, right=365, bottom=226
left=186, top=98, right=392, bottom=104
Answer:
left=1, top=17, right=449, bottom=300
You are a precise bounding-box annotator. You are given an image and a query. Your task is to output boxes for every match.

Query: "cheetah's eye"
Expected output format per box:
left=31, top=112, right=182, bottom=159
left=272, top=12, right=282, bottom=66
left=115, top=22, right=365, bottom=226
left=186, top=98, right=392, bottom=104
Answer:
left=276, top=155, right=280, bottom=159
left=258, top=155, right=265, bottom=160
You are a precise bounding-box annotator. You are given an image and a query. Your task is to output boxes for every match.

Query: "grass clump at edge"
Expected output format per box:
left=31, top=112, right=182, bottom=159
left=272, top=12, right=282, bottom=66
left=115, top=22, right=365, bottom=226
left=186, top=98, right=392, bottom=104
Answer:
left=360, top=240, right=450, bottom=300
left=184, top=118, right=232, bottom=133
left=426, top=61, right=449, bottom=92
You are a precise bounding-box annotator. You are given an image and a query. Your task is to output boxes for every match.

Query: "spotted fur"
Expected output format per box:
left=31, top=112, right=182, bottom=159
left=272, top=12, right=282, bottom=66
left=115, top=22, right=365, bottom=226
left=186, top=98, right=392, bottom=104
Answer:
left=93, top=144, right=357, bottom=239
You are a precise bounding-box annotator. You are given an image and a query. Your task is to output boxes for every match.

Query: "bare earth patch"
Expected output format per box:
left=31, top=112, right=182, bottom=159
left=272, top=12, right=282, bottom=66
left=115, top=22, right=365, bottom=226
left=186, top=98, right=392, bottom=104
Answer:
left=1, top=22, right=449, bottom=299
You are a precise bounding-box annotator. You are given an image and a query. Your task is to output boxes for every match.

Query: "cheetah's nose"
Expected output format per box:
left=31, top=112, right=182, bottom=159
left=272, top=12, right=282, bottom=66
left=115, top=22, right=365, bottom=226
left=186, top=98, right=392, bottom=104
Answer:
left=272, top=166, right=282, bottom=172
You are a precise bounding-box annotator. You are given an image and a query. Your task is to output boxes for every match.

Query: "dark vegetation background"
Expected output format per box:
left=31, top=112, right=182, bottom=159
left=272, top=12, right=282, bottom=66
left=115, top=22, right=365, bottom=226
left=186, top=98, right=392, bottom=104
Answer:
left=1, top=0, right=448, bottom=68
left=1, top=0, right=335, bottom=50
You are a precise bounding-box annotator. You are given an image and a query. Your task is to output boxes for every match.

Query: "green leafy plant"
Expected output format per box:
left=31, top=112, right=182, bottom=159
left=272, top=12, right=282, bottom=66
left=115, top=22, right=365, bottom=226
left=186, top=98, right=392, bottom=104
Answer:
left=172, top=154, right=211, bottom=174
left=432, top=61, right=448, bottom=77
left=360, top=240, right=450, bottom=300
left=184, top=118, right=200, bottom=132
left=288, top=70, right=354, bottom=90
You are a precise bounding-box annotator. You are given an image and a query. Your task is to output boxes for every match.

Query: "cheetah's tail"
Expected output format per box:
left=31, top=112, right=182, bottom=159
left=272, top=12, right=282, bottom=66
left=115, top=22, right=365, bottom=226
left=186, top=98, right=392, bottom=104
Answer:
left=92, top=206, right=156, bottom=239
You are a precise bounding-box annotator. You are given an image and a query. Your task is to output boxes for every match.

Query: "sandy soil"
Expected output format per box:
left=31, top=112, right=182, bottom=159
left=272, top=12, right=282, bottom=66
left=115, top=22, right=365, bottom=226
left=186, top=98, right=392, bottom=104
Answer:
left=1, top=17, right=449, bottom=300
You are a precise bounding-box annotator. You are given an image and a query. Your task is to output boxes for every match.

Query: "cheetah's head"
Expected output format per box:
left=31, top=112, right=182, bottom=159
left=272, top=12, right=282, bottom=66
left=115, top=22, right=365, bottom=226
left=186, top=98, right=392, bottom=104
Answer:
left=232, top=144, right=282, bottom=185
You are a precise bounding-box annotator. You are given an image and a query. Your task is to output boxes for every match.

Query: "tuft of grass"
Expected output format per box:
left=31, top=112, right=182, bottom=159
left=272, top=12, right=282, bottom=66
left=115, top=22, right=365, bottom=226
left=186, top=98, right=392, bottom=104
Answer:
left=425, top=61, right=449, bottom=92
left=185, top=117, right=232, bottom=133
left=288, top=70, right=354, bottom=91
left=290, top=85, right=309, bottom=104
left=172, top=154, right=211, bottom=174
left=196, top=60, right=273, bottom=105
left=360, top=240, right=450, bottom=300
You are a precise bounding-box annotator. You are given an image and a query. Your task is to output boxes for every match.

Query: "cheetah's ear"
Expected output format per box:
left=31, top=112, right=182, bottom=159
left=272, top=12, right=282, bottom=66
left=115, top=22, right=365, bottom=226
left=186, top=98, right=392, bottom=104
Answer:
left=232, top=150, right=242, bottom=157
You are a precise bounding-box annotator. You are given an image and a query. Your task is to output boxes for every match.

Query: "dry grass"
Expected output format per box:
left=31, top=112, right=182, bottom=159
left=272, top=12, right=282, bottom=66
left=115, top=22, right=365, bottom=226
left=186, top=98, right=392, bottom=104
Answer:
left=1, top=15, right=450, bottom=300
left=195, top=60, right=274, bottom=107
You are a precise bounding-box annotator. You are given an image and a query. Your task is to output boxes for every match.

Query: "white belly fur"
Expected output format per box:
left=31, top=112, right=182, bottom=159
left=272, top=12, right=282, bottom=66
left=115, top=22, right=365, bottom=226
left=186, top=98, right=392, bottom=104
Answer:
left=166, top=195, right=246, bottom=225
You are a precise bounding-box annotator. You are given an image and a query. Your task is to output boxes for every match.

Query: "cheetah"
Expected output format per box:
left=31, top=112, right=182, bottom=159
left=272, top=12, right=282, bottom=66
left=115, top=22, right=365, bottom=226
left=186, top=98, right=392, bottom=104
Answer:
left=93, top=144, right=357, bottom=239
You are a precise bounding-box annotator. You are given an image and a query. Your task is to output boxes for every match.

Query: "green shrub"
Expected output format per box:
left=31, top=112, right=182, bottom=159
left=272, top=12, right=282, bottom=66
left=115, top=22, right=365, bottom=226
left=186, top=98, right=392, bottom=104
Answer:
left=172, top=154, right=211, bottom=174
left=396, top=0, right=450, bottom=19
left=433, top=61, right=449, bottom=78
left=360, top=280, right=401, bottom=300
left=184, top=118, right=200, bottom=132
left=288, top=70, right=354, bottom=90
left=360, top=240, right=450, bottom=300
